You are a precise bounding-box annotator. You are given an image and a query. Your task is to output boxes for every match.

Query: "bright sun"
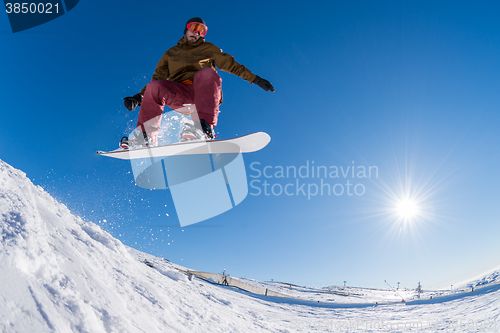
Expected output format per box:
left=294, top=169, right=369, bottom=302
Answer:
left=395, top=198, right=420, bottom=221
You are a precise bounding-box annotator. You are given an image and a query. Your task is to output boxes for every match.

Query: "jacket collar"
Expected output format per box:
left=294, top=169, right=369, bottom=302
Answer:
left=178, top=36, right=205, bottom=47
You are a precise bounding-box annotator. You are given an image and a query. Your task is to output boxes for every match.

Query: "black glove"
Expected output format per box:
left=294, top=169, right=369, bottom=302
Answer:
left=253, top=76, right=275, bottom=92
left=123, top=94, right=142, bottom=111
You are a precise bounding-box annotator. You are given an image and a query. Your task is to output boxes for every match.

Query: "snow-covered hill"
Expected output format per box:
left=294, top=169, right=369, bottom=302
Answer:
left=1, top=159, right=499, bottom=332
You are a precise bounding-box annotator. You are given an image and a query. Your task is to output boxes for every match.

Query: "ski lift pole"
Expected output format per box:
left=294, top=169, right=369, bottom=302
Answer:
left=385, top=280, right=405, bottom=302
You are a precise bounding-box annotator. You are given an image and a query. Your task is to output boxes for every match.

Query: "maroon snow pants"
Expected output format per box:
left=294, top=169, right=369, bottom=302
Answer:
left=137, top=68, right=222, bottom=134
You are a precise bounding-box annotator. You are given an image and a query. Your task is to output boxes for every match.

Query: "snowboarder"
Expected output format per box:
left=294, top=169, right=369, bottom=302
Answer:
left=121, top=17, right=274, bottom=149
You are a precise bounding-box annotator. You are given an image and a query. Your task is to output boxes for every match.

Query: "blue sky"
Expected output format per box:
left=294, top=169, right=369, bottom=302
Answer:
left=1, top=0, right=500, bottom=289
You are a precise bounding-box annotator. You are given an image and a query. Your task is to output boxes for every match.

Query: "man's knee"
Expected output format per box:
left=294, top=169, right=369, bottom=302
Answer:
left=194, top=68, right=221, bottom=83
left=145, top=80, right=162, bottom=93
left=144, top=80, right=181, bottom=101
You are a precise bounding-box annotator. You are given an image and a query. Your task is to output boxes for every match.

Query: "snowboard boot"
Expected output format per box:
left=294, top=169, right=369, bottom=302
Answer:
left=120, top=131, right=158, bottom=149
left=180, top=119, right=215, bottom=142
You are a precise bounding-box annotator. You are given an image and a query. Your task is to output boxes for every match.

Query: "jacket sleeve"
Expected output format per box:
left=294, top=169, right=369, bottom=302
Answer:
left=211, top=46, right=257, bottom=83
left=139, top=51, right=171, bottom=96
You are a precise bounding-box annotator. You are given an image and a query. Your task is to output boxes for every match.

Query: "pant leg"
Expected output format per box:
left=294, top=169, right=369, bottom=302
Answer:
left=192, top=68, right=222, bottom=127
left=137, top=80, right=194, bottom=133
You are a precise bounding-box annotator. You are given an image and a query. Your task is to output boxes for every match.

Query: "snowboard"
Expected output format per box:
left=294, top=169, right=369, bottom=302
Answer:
left=96, top=132, right=270, bottom=160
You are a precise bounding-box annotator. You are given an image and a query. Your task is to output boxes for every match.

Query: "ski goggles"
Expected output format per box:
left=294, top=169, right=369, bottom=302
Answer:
left=187, top=22, right=208, bottom=37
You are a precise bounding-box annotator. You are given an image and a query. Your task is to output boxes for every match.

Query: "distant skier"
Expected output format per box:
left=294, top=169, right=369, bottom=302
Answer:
left=121, top=17, right=274, bottom=148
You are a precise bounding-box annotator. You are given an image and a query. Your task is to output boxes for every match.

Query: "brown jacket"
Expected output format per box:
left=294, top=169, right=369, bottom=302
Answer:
left=139, top=37, right=257, bottom=95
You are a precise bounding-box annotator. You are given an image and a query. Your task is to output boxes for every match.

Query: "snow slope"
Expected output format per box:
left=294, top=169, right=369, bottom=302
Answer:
left=1, top=158, right=500, bottom=332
